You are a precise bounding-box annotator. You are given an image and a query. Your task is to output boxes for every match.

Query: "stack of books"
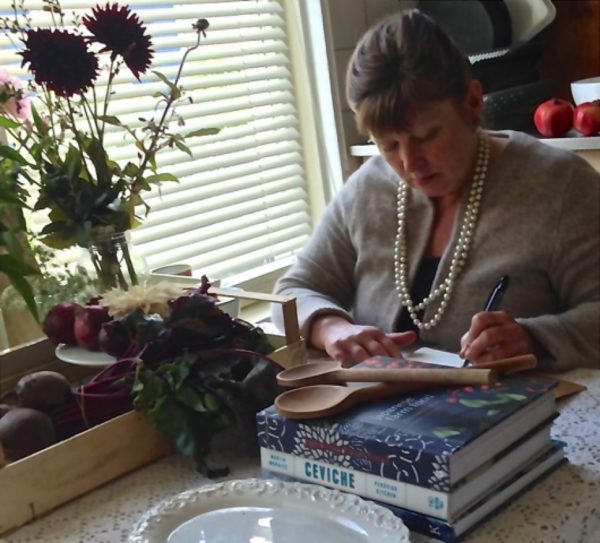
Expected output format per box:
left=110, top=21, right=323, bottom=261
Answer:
left=257, top=357, right=565, bottom=542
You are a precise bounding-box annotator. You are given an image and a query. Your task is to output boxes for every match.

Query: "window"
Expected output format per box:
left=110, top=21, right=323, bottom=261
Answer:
left=0, top=0, right=339, bottom=348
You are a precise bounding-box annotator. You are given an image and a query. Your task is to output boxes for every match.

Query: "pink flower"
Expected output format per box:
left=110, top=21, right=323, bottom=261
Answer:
left=0, top=68, right=33, bottom=127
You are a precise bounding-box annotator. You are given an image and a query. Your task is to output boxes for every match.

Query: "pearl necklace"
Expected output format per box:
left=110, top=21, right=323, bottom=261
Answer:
left=393, top=130, right=490, bottom=330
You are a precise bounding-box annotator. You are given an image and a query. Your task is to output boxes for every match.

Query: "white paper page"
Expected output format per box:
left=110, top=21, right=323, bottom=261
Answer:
left=403, top=346, right=465, bottom=367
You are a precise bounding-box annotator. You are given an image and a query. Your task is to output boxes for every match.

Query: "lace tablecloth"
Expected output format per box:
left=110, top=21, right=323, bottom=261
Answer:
left=2, top=369, right=598, bottom=543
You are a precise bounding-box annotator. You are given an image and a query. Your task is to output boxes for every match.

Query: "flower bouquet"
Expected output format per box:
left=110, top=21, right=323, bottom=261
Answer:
left=0, top=1, right=217, bottom=313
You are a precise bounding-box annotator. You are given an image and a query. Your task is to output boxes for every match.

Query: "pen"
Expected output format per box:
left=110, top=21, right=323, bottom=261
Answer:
left=483, top=275, right=510, bottom=312
left=462, top=275, right=510, bottom=366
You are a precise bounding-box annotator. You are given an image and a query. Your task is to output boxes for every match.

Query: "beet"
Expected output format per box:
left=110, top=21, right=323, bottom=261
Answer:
left=15, top=371, right=72, bottom=412
left=0, top=407, right=56, bottom=461
left=0, top=404, right=13, bottom=419
left=42, top=302, right=82, bottom=345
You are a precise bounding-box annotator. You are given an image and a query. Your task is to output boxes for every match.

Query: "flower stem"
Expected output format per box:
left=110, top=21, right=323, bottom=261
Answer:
left=133, top=31, right=204, bottom=188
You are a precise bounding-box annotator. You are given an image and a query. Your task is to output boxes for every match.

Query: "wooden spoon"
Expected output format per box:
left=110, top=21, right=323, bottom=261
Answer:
left=276, top=361, right=495, bottom=388
left=469, top=354, right=538, bottom=373
left=275, top=382, right=429, bottom=420
left=274, top=354, right=539, bottom=420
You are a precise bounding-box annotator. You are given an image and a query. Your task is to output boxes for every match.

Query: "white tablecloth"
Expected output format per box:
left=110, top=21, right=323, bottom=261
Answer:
left=2, top=369, right=599, bottom=543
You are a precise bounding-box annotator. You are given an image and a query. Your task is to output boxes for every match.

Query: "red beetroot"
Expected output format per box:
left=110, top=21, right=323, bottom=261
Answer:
left=42, top=302, right=82, bottom=345
left=73, top=305, right=112, bottom=351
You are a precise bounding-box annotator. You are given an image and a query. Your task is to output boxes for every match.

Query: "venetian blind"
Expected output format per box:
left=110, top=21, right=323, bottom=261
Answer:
left=0, top=0, right=313, bottom=285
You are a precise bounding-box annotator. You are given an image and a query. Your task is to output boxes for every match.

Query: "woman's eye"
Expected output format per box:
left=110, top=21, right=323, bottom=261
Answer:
left=416, top=128, right=438, bottom=142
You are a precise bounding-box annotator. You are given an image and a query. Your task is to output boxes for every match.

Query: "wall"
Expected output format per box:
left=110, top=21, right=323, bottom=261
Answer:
left=323, top=0, right=417, bottom=178
left=324, top=0, right=600, bottom=180
left=537, top=1, right=600, bottom=100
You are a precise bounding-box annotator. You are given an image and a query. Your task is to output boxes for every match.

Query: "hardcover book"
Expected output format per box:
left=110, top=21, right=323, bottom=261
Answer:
left=263, top=442, right=567, bottom=543
left=256, top=356, right=558, bottom=491
left=379, top=442, right=566, bottom=542
left=260, top=421, right=554, bottom=520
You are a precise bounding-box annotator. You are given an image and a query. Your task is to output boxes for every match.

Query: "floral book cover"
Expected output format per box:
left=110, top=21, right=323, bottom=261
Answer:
left=256, top=356, right=557, bottom=491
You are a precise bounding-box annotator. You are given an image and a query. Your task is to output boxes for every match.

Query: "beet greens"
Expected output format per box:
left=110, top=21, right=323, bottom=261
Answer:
left=51, top=279, right=284, bottom=473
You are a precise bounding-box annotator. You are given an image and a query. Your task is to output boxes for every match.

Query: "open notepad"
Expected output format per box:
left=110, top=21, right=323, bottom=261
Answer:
left=402, top=347, right=587, bottom=400
left=403, top=346, right=465, bottom=367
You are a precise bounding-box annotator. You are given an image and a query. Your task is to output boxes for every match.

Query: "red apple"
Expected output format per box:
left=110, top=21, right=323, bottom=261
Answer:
left=42, top=302, right=82, bottom=345
left=573, top=100, right=600, bottom=136
left=533, top=98, right=574, bottom=137
left=73, top=305, right=111, bottom=351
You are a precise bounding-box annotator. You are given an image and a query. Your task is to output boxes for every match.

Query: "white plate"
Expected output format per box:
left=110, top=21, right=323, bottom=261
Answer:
left=55, top=344, right=116, bottom=367
left=128, top=479, right=410, bottom=543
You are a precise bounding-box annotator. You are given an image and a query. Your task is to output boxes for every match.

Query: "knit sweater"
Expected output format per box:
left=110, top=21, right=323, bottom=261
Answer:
left=273, top=130, right=600, bottom=372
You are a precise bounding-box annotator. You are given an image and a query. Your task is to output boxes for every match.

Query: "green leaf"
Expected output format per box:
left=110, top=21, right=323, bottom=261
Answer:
left=32, top=106, right=48, bottom=136
left=0, top=254, right=38, bottom=276
left=175, top=386, right=213, bottom=412
left=145, top=173, right=179, bottom=184
left=132, top=364, right=165, bottom=408
left=161, top=360, right=191, bottom=391
left=174, top=140, right=193, bottom=157
left=152, top=70, right=181, bottom=100
left=0, top=256, right=40, bottom=321
left=84, top=137, right=111, bottom=186
left=2, top=271, right=39, bottom=321
left=39, top=231, right=77, bottom=249
left=185, top=127, right=220, bottom=138
left=0, top=185, right=25, bottom=205
left=0, top=116, right=21, bottom=129
left=65, top=144, right=83, bottom=180
left=122, top=162, right=140, bottom=178
left=0, top=145, right=28, bottom=164
left=96, top=115, right=122, bottom=126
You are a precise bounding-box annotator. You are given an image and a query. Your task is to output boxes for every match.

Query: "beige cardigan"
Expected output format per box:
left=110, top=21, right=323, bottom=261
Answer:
left=273, top=131, right=600, bottom=372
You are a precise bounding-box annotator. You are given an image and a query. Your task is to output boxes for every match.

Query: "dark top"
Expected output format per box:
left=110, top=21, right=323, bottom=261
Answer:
left=396, top=257, right=441, bottom=334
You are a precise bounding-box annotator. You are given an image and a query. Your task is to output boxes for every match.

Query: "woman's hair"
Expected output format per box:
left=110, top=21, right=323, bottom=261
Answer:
left=346, top=9, right=473, bottom=137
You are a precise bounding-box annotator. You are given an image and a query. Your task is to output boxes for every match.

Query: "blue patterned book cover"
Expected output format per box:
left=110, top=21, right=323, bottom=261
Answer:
left=257, top=356, right=557, bottom=491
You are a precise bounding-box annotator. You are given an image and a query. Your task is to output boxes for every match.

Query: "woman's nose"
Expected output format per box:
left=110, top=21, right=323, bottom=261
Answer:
left=400, top=141, right=423, bottom=172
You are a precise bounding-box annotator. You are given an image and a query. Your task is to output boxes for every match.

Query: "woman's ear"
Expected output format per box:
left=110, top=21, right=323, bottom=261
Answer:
left=465, top=79, right=484, bottom=122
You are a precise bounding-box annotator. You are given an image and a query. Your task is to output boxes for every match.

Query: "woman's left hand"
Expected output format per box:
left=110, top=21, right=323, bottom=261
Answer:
left=459, top=311, right=536, bottom=363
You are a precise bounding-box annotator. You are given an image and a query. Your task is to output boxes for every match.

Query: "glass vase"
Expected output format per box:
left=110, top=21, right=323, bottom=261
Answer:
left=85, top=231, right=148, bottom=292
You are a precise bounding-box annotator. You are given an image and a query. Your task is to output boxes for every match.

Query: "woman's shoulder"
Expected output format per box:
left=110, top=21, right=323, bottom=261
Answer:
left=346, top=155, right=399, bottom=189
left=494, top=130, right=599, bottom=192
left=498, top=130, right=597, bottom=173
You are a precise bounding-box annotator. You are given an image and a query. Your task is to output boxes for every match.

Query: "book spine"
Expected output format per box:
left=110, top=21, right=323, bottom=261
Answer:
left=256, top=413, right=450, bottom=491
left=260, top=447, right=453, bottom=519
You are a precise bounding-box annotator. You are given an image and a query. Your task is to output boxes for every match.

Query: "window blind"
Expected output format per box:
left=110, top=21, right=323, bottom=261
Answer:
left=0, top=0, right=313, bottom=285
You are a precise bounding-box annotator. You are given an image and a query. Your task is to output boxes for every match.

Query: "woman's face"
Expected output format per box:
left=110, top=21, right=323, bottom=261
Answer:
left=372, top=81, right=483, bottom=201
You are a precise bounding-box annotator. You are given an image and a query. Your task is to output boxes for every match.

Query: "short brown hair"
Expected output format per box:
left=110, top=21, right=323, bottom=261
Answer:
left=346, top=9, right=472, bottom=136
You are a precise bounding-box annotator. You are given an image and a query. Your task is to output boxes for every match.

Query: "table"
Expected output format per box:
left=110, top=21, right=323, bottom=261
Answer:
left=2, top=369, right=598, bottom=543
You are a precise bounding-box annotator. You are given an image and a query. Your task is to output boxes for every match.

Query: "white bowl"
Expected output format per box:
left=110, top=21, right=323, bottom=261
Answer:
left=571, top=77, right=600, bottom=105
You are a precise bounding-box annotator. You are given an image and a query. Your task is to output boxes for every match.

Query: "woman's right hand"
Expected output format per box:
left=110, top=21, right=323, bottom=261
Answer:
left=308, top=314, right=417, bottom=367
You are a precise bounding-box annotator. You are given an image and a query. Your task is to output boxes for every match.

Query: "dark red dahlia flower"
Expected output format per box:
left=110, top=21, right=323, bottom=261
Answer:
left=83, top=3, right=154, bottom=80
left=19, top=29, right=99, bottom=97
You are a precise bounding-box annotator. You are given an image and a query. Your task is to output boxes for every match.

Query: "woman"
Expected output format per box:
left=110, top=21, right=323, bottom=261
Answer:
left=273, top=9, right=599, bottom=371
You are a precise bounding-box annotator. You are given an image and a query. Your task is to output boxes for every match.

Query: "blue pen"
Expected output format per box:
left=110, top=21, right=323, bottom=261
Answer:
left=483, top=275, right=510, bottom=312
left=463, top=275, right=510, bottom=366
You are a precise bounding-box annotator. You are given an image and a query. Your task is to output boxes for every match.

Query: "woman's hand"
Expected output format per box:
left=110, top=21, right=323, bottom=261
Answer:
left=309, top=314, right=417, bottom=367
left=460, top=311, right=537, bottom=363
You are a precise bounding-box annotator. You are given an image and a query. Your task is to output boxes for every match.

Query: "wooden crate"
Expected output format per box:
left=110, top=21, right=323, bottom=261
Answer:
left=0, top=411, right=171, bottom=535
left=0, top=288, right=305, bottom=535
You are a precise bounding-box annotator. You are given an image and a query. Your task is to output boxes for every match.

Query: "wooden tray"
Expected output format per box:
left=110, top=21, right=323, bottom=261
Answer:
left=0, top=287, right=305, bottom=535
